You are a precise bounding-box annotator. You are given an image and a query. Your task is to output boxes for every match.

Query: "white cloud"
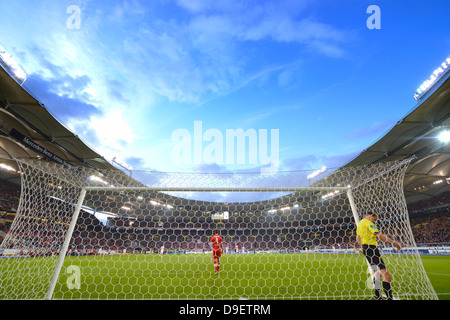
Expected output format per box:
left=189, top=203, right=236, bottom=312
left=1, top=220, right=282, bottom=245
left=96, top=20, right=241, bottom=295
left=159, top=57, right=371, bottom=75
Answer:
left=99, top=0, right=352, bottom=106
left=89, top=109, right=137, bottom=150
left=345, top=119, right=398, bottom=140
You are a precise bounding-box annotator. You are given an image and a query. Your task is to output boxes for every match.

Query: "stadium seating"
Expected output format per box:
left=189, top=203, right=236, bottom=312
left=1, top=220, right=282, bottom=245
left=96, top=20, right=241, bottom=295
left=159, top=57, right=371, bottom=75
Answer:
left=0, top=178, right=449, bottom=254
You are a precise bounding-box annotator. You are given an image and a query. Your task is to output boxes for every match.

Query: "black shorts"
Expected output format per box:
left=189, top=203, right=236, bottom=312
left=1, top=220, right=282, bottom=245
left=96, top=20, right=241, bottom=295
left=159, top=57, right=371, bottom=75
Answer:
left=362, top=244, right=386, bottom=270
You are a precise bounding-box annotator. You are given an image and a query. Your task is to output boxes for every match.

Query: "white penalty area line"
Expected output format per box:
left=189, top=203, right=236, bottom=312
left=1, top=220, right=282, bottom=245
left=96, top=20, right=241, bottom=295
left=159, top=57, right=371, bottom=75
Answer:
left=436, top=293, right=450, bottom=297
left=427, top=272, right=450, bottom=277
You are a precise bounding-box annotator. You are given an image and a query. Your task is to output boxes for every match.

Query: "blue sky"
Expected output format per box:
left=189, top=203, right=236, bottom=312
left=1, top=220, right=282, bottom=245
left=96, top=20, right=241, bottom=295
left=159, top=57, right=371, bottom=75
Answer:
left=1, top=0, right=450, bottom=174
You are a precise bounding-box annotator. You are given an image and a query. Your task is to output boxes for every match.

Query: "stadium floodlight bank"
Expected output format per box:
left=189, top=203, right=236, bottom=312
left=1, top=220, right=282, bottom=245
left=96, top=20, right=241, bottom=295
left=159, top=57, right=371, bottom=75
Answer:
left=0, top=157, right=437, bottom=300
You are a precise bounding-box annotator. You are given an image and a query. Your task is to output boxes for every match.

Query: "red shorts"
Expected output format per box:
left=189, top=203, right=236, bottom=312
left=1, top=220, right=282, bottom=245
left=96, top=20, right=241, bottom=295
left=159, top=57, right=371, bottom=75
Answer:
left=213, top=248, right=221, bottom=259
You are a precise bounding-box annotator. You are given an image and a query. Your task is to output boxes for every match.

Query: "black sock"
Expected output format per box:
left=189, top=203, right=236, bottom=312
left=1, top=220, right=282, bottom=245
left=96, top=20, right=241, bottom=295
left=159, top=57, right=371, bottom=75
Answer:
left=374, top=288, right=382, bottom=299
left=382, top=281, right=393, bottom=300
left=373, top=277, right=382, bottom=299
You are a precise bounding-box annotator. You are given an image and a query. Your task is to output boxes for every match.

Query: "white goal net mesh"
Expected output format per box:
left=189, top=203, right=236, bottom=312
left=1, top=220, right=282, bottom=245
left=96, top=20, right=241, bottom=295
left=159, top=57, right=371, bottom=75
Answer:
left=0, top=157, right=437, bottom=300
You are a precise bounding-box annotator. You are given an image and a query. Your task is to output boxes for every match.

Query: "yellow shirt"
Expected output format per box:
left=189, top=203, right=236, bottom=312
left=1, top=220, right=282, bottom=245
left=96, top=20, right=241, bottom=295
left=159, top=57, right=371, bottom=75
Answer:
left=356, top=218, right=379, bottom=246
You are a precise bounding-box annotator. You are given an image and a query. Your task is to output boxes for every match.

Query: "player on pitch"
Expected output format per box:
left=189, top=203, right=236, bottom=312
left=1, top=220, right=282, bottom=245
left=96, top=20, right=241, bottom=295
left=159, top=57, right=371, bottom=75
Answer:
left=356, top=212, right=402, bottom=300
left=211, top=229, right=223, bottom=274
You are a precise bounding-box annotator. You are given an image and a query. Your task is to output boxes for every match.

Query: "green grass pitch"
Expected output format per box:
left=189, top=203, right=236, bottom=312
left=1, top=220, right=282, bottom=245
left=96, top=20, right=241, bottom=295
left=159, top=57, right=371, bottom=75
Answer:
left=1, top=253, right=449, bottom=300
left=54, top=253, right=449, bottom=300
left=421, top=255, right=450, bottom=300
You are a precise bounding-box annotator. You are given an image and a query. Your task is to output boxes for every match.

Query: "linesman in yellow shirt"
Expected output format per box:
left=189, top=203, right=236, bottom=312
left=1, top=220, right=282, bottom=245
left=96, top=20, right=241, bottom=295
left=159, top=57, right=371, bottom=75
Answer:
left=356, top=212, right=401, bottom=300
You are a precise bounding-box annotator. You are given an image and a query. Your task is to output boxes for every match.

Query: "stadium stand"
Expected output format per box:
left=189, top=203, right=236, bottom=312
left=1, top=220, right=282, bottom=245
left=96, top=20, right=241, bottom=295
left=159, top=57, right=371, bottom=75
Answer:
left=0, top=177, right=448, bottom=254
left=409, top=191, right=450, bottom=245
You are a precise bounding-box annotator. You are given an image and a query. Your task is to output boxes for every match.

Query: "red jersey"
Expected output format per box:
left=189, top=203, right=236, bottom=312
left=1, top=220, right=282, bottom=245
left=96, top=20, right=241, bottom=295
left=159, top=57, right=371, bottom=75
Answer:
left=211, top=234, right=223, bottom=250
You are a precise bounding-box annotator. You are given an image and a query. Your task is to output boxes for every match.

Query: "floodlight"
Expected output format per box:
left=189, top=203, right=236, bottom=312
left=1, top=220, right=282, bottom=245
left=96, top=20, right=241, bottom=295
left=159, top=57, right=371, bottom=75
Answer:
left=307, top=166, right=327, bottom=180
left=0, top=45, right=28, bottom=85
left=89, top=175, right=108, bottom=185
left=0, top=163, right=17, bottom=172
left=438, top=130, right=450, bottom=143
left=414, top=57, right=450, bottom=101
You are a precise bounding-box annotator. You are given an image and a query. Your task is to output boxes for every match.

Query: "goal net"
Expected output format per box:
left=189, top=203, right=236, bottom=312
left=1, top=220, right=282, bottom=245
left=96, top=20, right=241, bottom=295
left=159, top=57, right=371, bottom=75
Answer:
left=0, top=157, right=437, bottom=300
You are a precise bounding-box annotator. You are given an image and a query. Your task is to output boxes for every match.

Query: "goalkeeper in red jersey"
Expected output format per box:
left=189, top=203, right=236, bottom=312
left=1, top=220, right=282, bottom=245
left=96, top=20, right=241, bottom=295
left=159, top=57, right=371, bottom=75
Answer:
left=211, top=230, right=223, bottom=274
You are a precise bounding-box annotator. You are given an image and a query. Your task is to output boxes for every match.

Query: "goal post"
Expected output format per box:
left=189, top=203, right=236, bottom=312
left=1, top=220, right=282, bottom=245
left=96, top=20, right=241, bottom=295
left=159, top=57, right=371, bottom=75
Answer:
left=0, top=157, right=438, bottom=300
left=44, top=188, right=87, bottom=300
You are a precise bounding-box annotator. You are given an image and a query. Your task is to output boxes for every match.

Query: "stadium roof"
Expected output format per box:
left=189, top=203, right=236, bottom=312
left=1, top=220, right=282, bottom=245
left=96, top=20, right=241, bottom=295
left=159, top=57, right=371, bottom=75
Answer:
left=0, top=64, right=117, bottom=184
left=0, top=60, right=449, bottom=205
left=344, top=73, right=450, bottom=204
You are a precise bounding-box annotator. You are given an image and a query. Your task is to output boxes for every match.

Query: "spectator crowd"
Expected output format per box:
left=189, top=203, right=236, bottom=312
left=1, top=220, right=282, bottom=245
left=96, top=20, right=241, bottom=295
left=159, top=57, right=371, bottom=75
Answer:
left=0, top=179, right=449, bottom=254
